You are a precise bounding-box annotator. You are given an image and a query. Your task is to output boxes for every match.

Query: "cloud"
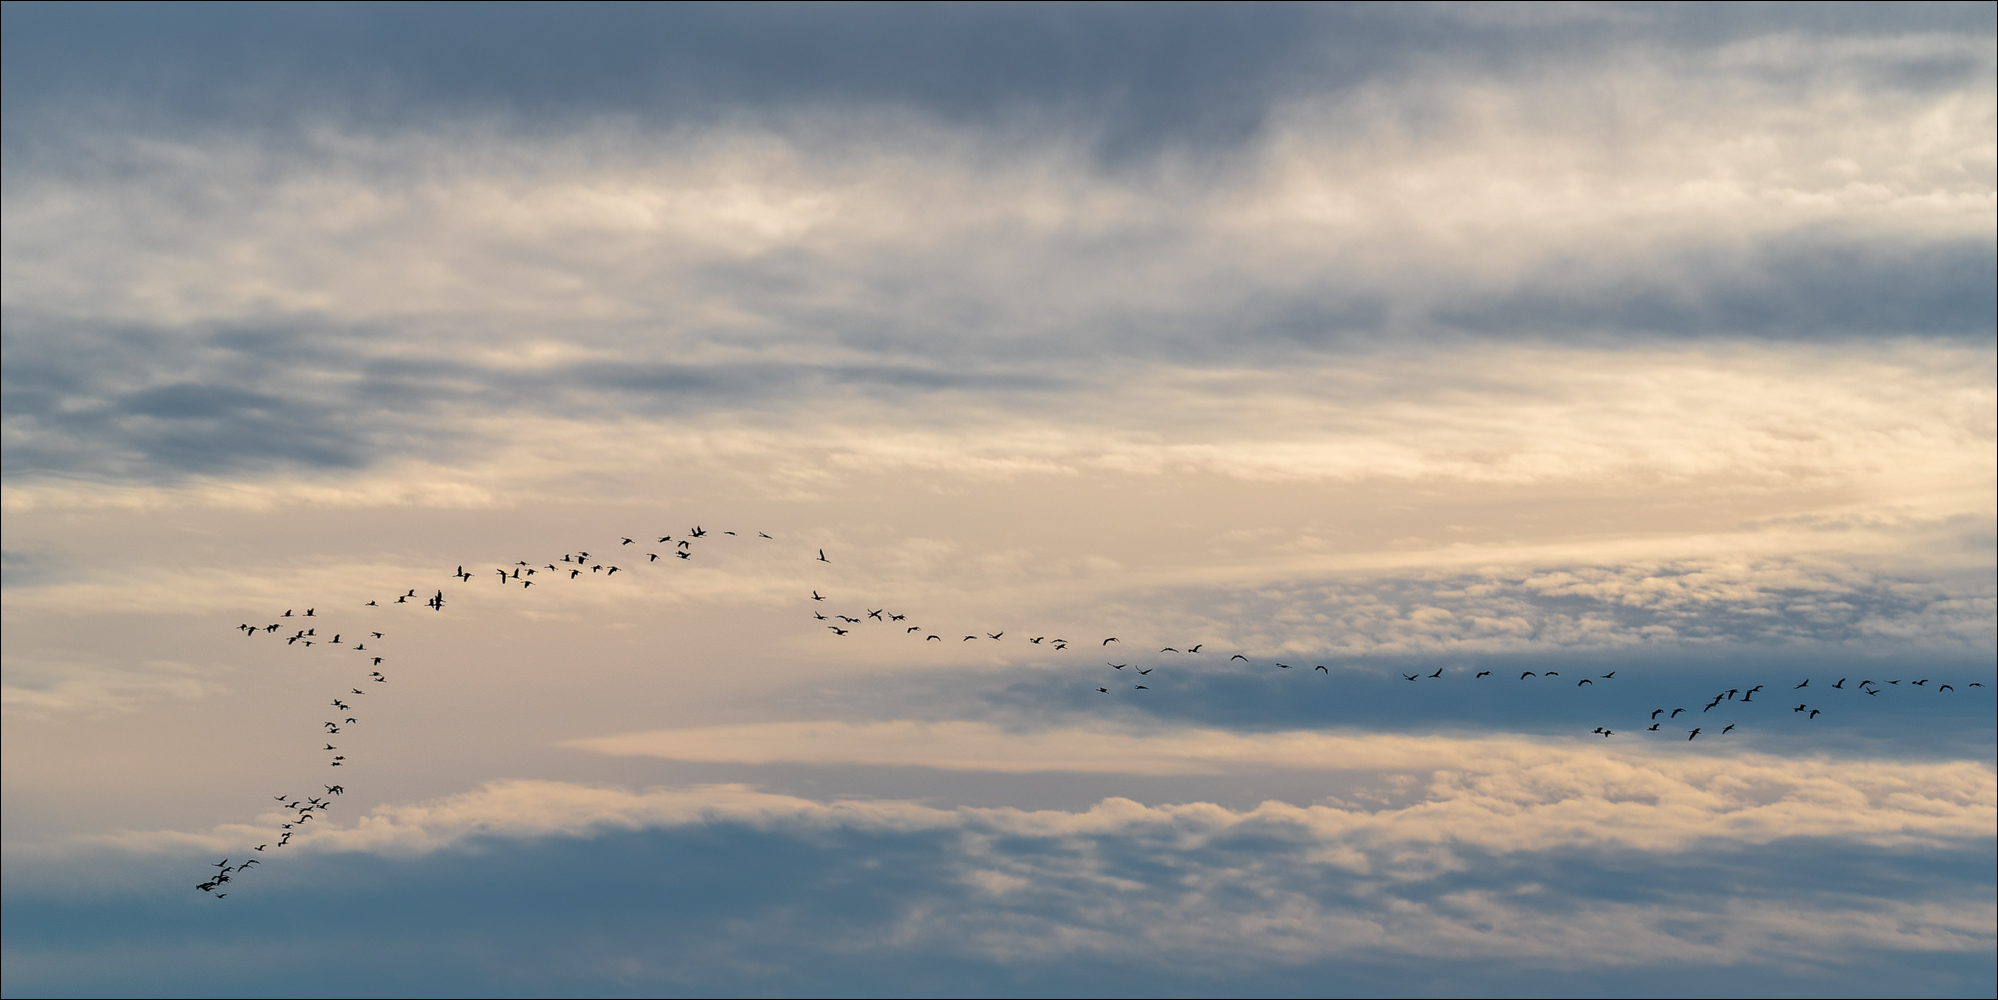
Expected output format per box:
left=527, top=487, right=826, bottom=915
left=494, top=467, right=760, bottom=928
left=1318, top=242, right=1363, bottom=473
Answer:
left=3, top=16, right=1990, bottom=484
left=142, top=733, right=1988, bottom=857
left=2, top=11, right=1990, bottom=995
left=34, top=758, right=1987, bottom=987
left=0, top=656, right=231, bottom=718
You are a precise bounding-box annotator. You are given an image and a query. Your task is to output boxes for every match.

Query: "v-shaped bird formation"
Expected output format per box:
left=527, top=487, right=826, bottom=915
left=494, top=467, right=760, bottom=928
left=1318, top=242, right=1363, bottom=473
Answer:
left=196, top=525, right=1984, bottom=897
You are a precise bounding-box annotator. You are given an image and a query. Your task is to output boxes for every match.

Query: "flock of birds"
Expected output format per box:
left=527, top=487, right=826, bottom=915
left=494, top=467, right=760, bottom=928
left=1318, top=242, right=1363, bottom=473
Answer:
left=196, top=526, right=1984, bottom=898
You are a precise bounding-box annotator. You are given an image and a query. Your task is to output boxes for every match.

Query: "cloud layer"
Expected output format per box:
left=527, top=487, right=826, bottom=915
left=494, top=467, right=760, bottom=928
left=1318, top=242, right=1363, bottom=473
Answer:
left=4, top=5, right=1992, bottom=997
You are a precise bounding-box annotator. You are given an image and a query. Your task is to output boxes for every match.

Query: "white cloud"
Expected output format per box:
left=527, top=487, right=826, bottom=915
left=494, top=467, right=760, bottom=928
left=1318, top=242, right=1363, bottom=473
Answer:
left=167, top=729, right=1987, bottom=855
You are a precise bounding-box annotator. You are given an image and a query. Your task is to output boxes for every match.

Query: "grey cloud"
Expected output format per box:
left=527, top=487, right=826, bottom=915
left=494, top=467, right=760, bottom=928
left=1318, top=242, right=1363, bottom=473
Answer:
left=977, top=647, right=1998, bottom=760
left=0, top=315, right=1076, bottom=479
left=4, top=821, right=1991, bottom=997
left=1099, top=559, right=1998, bottom=662
left=6, top=3, right=1990, bottom=163
left=1435, top=233, right=1998, bottom=339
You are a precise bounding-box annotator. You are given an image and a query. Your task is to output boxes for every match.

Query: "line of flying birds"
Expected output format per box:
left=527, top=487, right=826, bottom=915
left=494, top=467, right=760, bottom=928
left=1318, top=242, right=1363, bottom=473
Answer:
left=197, top=524, right=1983, bottom=897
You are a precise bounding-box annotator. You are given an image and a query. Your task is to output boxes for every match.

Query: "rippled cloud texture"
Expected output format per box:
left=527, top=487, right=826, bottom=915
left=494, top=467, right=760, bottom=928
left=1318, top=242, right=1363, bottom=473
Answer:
left=3, top=4, right=1993, bottom=997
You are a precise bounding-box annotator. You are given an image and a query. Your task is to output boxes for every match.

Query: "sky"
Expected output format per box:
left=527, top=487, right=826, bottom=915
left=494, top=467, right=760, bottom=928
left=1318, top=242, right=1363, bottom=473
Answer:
left=2, top=3, right=1993, bottom=997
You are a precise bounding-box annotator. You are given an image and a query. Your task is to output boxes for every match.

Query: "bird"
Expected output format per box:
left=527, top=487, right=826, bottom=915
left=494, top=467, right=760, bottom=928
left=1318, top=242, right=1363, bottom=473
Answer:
left=1231, top=655, right=1247, bottom=661
left=829, top=627, right=849, bottom=635
left=1428, top=668, right=1443, bottom=679
left=1721, top=725, right=1735, bottom=734
left=1687, top=729, right=1702, bottom=740
left=1103, top=638, right=1119, bottom=645
left=1315, top=666, right=1328, bottom=673
left=1188, top=645, right=1203, bottom=653
left=1670, top=708, right=1686, bottom=718
left=1577, top=679, right=1592, bottom=686
left=1476, top=671, right=1490, bottom=678
left=1833, top=678, right=1846, bottom=689
left=1795, top=679, right=1809, bottom=689
left=818, top=549, right=829, bottom=563
left=1809, top=709, right=1820, bottom=719
left=1520, top=672, right=1536, bottom=679
left=812, top=592, right=827, bottom=601
left=1650, top=709, right=1664, bottom=719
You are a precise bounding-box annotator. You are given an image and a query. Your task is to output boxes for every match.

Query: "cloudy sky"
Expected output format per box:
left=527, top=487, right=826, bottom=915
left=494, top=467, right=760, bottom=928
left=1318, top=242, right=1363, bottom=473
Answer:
left=3, top=3, right=1993, bottom=996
